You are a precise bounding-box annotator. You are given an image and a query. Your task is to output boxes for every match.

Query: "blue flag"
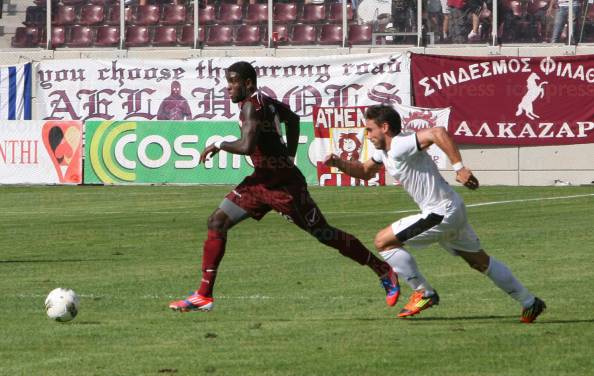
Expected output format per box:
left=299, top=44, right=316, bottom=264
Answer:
left=0, top=63, right=32, bottom=120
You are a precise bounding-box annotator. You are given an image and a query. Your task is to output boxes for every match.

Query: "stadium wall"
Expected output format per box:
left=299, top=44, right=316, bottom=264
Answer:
left=1, top=46, right=593, bottom=186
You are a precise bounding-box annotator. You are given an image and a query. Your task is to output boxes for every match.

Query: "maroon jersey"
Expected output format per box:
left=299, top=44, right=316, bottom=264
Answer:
left=239, top=92, right=305, bottom=185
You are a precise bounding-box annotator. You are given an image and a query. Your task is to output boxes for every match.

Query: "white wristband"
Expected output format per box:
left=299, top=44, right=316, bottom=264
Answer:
left=452, top=162, right=464, bottom=172
left=214, top=140, right=224, bottom=149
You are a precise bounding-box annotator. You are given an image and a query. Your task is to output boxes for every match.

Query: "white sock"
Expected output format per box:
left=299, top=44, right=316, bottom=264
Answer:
left=379, top=248, right=434, bottom=295
left=485, top=256, right=535, bottom=308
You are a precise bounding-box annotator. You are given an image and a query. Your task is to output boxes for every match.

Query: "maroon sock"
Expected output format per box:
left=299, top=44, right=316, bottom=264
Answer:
left=316, top=227, right=390, bottom=277
left=197, top=229, right=226, bottom=297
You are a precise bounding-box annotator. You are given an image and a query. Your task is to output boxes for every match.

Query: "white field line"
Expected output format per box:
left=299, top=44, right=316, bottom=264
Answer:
left=20, top=293, right=318, bottom=300
left=3, top=193, right=593, bottom=217
left=325, top=193, right=594, bottom=215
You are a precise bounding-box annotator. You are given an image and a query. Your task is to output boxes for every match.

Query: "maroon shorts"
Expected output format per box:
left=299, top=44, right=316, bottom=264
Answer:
left=225, top=176, right=327, bottom=231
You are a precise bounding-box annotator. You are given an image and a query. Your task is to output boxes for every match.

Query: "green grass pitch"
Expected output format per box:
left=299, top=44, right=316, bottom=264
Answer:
left=1, top=185, right=593, bottom=375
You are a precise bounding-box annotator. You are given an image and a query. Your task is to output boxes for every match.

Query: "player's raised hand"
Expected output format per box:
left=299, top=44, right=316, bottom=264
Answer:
left=456, top=167, right=479, bottom=190
left=199, top=144, right=220, bottom=164
left=323, top=154, right=339, bottom=167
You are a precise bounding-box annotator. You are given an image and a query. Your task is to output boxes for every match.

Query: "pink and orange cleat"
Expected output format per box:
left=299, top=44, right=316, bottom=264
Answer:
left=169, top=292, right=214, bottom=312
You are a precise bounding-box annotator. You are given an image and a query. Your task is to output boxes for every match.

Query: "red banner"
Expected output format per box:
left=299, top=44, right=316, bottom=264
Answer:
left=411, top=53, right=594, bottom=145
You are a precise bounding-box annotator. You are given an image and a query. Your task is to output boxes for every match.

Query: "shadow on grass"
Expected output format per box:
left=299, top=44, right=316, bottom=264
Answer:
left=405, top=316, right=594, bottom=324
left=406, top=315, right=517, bottom=321
left=0, top=258, right=121, bottom=264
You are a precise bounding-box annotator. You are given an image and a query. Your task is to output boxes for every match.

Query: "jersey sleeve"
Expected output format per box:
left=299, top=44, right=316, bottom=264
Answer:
left=388, top=133, right=420, bottom=161
left=371, top=148, right=384, bottom=164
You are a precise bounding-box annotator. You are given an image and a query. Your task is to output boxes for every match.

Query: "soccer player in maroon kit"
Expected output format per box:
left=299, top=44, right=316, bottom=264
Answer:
left=169, top=61, right=399, bottom=312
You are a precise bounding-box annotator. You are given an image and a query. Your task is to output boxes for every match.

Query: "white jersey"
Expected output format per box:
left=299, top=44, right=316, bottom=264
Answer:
left=372, top=132, right=459, bottom=216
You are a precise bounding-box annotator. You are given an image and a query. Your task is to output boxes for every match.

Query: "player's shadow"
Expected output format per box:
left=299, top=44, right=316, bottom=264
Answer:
left=405, top=316, right=594, bottom=324
left=0, top=258, right=120, bottom=263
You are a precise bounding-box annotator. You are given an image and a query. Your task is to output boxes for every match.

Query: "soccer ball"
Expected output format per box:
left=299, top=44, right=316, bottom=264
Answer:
left=45, top=288, right=79, bottom=322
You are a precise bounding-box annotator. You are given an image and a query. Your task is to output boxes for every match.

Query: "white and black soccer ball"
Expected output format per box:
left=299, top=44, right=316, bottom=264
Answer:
left=45, top=288, right=79, bottom=322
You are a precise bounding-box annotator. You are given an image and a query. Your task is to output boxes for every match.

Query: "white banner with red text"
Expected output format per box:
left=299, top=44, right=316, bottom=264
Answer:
left=0, top=121, right=83, bottom=184
left=35, top=54, right=411, bottom=122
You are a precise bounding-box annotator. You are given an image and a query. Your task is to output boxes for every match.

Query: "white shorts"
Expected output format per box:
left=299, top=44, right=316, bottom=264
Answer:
left=391, top=198, right=481, bottom=255
left=440, top=0, right=450, bottom=14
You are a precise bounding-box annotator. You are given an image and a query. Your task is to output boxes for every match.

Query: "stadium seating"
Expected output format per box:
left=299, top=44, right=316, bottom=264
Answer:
left=178, top=24, right=204, bottom=47
left=290, top=24, right=316, bottom=45
left=66, top=25, right=94, bottom=47
left=319, top=24, right=343, bottom=45
left=152, top=25, right=177, bottom=46
left=273, top=3, right=297, bottom=24
left=125, top=25, right=150, bottom=47
left=299, top=3, right=326, bottom=24
left=90, top=0, right=115, bottom=5
left=327, top=3, right=354, bottom=23
left=11, top=26, right=41, bottom=48
left=235, top=24, right=261, bottom=46
left=94, top=25, right=120, bottom=47
left=61, top=0, right=84, bottom=5
left=192, top=4, right=216, bottom=25
left=35, top=26, right=62, bottom=48
left=107, top=5, right=133, bottom=25
left=161, top=4, right=186, bottom=25
left=245, top=3, right=268, bottom=25
left=218, top=3, right=243, bottom=25
left=271, top=24, right=289, bottom=45
left=52, top=5, right=77, bottom=26
left=78, top=4, right=105, bottom=26
left=348, top=24, right=372, bottom=45
left=205, top=25, right=233, bottom=46
left=133, top=5, right=160, bottom=26
left=42, top=25, right=66, bottom=48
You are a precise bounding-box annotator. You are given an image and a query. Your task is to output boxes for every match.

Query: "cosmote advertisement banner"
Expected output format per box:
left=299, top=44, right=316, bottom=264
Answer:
left=411, top=53, right=594, bottom=145
left=84, top=121, right=317, bottom=185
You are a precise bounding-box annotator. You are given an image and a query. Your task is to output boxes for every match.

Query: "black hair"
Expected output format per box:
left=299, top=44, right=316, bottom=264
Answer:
left=228, top=61, right=257, bottom=86
left=365, top=105, right=402, bottom=135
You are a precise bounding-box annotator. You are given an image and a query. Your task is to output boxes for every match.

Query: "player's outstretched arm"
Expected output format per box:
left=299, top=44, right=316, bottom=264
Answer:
left=324, top=154, right=381, bottom=180
left=416, top=127, right=479, bottom=190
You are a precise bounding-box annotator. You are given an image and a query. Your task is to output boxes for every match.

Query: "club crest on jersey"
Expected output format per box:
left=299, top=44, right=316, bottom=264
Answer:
left=403, top=111, right=438, bottom=131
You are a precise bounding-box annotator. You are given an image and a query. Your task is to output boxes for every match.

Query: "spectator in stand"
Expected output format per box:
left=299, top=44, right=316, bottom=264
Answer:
left=392, top=0, right=417, bottom=32
left=426, top=0, right=444, bottom=41
left=467, top=0, right=484, bottom=41
left=549, top=0, right=581, bottom=43
left=448, top=0, right=481, bottom=43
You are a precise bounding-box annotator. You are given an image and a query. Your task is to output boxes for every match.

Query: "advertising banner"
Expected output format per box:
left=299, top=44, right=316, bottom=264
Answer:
left=411, top=53, right=594, bottom=145
left=312, top=106, right=385, bottom=186
left=1, top=63, right=32, bottom=120
left=311, top=104, right=450, bottom=186
left=395, top=103, right=450, bottom=169
left=84, top=121, right=317, bottom=185
left=0, top=121, right=82, bottom=184
left=36, top=54, right=410, bottom=122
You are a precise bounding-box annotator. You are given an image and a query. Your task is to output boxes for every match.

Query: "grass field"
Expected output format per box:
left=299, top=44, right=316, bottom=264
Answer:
left=1, top=185, right=593, bottom=376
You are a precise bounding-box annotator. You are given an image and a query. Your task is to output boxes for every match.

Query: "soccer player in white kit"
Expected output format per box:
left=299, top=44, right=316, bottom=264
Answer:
left=324, top=105, right=546, bottom=323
